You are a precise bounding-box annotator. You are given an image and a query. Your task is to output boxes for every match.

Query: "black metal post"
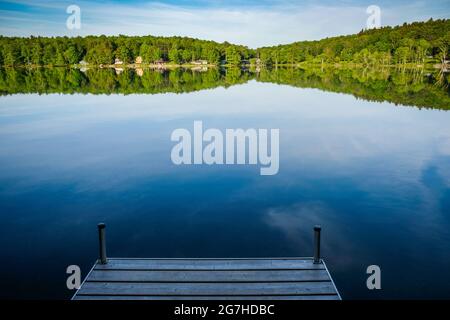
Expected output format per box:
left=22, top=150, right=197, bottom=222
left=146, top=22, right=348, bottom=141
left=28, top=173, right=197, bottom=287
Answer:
left=313, top=225, right=321, bottom=264
left=98, top=223, right=107, bottom=264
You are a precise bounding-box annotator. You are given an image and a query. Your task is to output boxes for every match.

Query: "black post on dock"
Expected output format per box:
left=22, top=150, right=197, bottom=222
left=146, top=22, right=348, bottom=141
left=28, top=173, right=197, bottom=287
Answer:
left=313, top=225, right=321, bottom=264
left=98, top=223, right=107, bottom=264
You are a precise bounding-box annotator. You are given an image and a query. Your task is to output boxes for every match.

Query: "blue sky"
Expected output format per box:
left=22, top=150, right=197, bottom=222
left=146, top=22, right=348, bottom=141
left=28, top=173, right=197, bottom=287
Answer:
left=0, top=0, right=449, bottom=47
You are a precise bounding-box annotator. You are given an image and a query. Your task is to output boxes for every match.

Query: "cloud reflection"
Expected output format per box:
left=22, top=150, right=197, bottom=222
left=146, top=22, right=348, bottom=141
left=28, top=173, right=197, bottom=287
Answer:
left=264, top=201, right=355, bottom=266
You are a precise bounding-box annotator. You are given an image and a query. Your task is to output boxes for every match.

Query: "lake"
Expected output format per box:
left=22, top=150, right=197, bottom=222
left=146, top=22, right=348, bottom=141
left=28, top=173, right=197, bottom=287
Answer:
left=0, top=67, right=449, bottom=299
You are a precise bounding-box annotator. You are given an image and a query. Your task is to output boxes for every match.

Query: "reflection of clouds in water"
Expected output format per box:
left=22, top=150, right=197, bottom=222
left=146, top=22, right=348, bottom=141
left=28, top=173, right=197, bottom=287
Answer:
left=417, top=153, right=450, bottom=222
left=1, top=82, right=450, bottom=200
left=377, top=150, right=450, bottom=260
left=437, top=136, right=450, bottom=157
left=2, top=82, right=435, bottom=138
left=264, top=201, right=355, bottom=267
left=411, top=134, right=450, bottom=221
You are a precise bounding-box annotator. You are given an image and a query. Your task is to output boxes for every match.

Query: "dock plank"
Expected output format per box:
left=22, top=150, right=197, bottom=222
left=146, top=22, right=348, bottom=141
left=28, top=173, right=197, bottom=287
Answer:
left=74, top=258, right=340, bottom=300
left=77, top=281, right=337, bottom=296
left=74, top=295, right=340, bottom=300
left=94, top=258, right=324, bottom=271
left=88, top=269, right=330, bottom=282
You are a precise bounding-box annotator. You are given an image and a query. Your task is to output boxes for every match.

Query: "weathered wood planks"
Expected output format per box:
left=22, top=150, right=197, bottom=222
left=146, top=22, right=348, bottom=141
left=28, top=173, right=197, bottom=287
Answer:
left=87, top=269, right=331, bottom=282
left=93, top=258, right=326, bottom=271
left=73, top=258, right=341, bottom=300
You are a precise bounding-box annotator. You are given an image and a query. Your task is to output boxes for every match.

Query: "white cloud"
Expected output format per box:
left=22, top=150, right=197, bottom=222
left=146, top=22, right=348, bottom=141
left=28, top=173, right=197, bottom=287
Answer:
left=0, top=1, right=449, bottom=47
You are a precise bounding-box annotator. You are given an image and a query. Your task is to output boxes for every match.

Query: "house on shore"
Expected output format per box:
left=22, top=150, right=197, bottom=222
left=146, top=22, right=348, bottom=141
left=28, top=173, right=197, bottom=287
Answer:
left=154, top=59, right=166, bottom=67
left=192, top=60, right=208, bottom=65
left=78, top=60, right=88, bottom=72
left=135, top=56, right=143, bottom=64
left=192, top=66, right=208, bottom=72
left=114, top=58, right=124, bottom=65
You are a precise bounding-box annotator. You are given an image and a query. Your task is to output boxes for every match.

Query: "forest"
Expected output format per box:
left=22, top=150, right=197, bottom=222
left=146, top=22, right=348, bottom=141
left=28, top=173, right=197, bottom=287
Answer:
left=0, top=19, right=448, bottom=67
left=256, top=19, right=450, bottom=66
left=0, top=35, right=250, bottom=66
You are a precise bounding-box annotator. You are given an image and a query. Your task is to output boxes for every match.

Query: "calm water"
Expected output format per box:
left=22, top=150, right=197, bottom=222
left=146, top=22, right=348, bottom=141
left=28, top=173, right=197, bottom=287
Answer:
left=0, top=68, right=449, bottom=299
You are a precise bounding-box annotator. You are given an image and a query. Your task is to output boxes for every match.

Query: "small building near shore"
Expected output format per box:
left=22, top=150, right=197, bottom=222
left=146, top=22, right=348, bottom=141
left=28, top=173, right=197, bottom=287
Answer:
left=78, top=60, right=88, bottom=72
left=114, top=58, right=124, bottom=65
left=192, top=60, right=208, bottom=65
left=192, top=66, right=208, bottom=72
left=135, top=56, right=143, bottom=64
left=154, top=59, right=165, bottom=65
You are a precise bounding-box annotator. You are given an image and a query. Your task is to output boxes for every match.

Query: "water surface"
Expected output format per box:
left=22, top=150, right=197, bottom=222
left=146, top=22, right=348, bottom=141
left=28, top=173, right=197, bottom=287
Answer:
left=0, top=68, right=449, bottom=299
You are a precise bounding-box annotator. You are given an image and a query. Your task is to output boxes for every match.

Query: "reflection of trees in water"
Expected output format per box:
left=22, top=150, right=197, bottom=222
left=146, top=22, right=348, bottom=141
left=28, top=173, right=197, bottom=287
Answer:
left=435, top=66, right=449, bottom=89
left=0, top=66, right=448, bottom=110
left=0, top=67, right=250, bottom=95
left=256, top=66, right=450, bottom=110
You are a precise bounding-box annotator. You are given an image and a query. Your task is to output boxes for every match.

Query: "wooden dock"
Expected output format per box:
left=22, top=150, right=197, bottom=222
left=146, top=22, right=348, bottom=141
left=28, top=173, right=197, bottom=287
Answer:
left=73, top=225, right=341, bottom=300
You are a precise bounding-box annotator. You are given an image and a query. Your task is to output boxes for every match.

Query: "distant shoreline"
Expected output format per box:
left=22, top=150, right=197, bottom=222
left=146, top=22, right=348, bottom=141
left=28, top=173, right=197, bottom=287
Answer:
left=1, top=19, right=448, bottom=70
left=0, top=62, right=444, bottom=71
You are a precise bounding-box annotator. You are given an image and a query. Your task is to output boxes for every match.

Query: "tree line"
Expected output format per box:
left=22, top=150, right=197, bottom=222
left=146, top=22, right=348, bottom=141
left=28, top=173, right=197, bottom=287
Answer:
left=0, top=35, right=251, bottom=66
left=256, top=19, right=450, bottom=66
left=0, top=19, right=449, bottom=67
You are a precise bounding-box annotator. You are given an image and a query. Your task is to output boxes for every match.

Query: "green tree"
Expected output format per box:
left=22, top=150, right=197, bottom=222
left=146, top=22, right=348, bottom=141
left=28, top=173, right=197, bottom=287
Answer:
left=416, top=39, right=430, bottom=63
left=206, top=48, right=220, bottom=64
left=395, top=47, right=409, bottom=64
left=181, top=49, right=192, bottom=63
left=225, top=47, right=241, bottom=65
left=116, top=45, right=132, bottom=63
left=340, top=48, right=353, bottom=61
left=168, top=47, right=181, bottom=64
left=85, top=39, right=114, bottom=65
left=42, top=44, right=56, bottom=65
left=2, top=42, right=19, bottom=65
left=30, top=43, right=43, bottom=65
left=64, top=46, right=81, bottom=64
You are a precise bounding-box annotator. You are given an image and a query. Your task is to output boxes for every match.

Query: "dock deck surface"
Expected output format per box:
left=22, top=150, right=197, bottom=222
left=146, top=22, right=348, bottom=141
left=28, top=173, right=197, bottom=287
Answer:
left=73, top=257, right=341, bottom=300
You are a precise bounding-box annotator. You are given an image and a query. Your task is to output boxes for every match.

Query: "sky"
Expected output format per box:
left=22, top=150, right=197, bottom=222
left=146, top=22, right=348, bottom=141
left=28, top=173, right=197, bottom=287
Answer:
left=0, top=0, right=449, bottom=48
